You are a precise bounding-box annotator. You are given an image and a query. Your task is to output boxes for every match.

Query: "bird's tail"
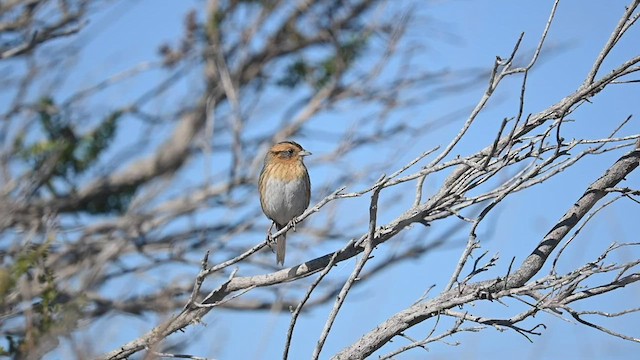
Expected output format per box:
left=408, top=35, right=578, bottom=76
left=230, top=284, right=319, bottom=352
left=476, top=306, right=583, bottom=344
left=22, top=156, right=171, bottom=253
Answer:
left=276, top=224, right=287, bottom=266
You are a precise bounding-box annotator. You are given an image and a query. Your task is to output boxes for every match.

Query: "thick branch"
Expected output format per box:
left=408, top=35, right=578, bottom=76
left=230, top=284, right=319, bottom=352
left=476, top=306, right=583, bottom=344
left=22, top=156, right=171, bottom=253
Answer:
left=333, top=145, right=640, bottom=359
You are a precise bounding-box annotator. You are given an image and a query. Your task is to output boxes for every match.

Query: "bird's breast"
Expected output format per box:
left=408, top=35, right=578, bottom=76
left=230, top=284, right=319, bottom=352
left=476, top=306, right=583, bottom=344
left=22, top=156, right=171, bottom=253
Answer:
left=261, top=175, right=310, bottom=226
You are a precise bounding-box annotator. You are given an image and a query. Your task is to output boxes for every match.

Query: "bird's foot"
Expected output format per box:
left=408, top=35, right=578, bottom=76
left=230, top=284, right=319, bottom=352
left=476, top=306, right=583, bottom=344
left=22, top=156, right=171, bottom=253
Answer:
left=265, top=223, right=277, bottom=253
left=287, top=219, right=297, bottom=232
left=266, top=234, right=278, bottom=254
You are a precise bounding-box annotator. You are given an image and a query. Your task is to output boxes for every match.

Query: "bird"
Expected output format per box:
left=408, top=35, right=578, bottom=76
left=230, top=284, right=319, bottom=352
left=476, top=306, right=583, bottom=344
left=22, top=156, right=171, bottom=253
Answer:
left=259, top=141, right=311, bottom=265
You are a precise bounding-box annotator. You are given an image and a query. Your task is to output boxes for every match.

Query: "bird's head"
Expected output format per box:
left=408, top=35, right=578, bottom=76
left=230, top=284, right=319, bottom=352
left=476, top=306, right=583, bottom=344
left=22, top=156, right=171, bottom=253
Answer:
left=267, top=141, right=312, bottom=163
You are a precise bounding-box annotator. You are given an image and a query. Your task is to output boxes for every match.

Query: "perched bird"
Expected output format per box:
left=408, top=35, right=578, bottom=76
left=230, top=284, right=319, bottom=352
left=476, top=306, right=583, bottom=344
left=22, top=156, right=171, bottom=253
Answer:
left=259, top=141, right=311, bottom=265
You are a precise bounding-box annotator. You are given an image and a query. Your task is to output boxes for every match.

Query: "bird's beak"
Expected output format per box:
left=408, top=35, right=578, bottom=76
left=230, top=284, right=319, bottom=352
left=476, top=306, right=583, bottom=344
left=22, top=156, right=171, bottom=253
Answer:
left=299, top=150, right=312, bottom=157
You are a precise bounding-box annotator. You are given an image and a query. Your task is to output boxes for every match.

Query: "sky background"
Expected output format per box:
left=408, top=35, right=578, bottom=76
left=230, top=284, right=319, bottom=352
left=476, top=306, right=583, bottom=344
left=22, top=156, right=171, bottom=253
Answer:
left=18, top=0, right=639, bottom=359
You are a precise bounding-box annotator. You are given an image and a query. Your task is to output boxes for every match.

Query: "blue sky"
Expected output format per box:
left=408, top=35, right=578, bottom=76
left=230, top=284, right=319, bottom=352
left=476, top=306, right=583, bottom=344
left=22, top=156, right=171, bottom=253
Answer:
left=22, top=0, right=640, bottom=359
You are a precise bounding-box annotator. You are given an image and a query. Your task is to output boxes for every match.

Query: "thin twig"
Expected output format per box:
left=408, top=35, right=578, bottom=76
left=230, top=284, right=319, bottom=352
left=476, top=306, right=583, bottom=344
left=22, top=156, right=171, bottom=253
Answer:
left=283, top=250, right=342, bottom=360
left=311, top=175, right=387, bottom=360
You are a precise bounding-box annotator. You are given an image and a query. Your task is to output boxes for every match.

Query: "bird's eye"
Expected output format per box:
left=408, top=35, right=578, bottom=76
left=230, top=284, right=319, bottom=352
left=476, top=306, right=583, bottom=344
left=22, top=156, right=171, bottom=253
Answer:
left=277, top=148, right=295, bottom=158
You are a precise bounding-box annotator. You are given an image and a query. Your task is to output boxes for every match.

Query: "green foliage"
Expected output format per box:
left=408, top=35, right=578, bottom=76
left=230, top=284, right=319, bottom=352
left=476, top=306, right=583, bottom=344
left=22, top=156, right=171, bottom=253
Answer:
left=13, top=242, right=49, bottom=279
left=208, top=10, right=225, bottom=35
left=277, top=58, right=310, bottom=88
left=16, top=97, right=122, bottom=198
left=81, top=183, right=139, bottom=215
left=73, top=110, right=121, bottom=173
left=0, top=240, right=62, bottom=358
left=0, top=268, right=13, bottom=303
left=278, top=35, right=369, bottom=89
left=35, top=260, right=59, bottom=334
left=0, top=243, right=51, bottom=356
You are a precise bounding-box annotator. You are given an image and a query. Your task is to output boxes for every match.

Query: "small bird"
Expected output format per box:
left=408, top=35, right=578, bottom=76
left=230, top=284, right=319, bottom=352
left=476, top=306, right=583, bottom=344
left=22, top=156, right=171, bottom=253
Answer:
left=259, top=141, right=311, bottom=265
